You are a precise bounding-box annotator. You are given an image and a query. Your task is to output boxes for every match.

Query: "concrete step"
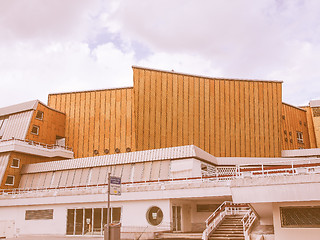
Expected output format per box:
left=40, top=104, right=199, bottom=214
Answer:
left=156, top=232, right=202, bottom=239
left=209, top=237, right=244, bottom=240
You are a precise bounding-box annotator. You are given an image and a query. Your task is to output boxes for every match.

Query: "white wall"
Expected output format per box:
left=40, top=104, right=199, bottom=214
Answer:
left=0, top=199, right=171, bottom=236
left=273, top=201, right=320, bottom=240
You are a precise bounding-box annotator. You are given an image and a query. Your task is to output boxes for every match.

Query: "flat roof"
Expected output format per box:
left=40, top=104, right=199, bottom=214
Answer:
left=21, top=145, right=217, bottom=174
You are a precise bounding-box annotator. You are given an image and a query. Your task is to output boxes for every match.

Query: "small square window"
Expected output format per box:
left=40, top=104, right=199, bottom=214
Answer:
left=35, top=110, right=44, bottom=120
left=31, top=125, right=39, bottom=135
left=5, top=175, right=14, bottom=186
left=11, top=158, right=20, bottom=168
left=297, top=131, right=304, bottom=143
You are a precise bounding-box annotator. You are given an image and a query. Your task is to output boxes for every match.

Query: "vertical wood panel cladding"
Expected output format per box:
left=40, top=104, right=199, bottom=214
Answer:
left=1, top=152, right=66, bottom=189
left=281, top=103, right=312, bottom=150
left=301, top=106, right=317, bottom=148
left=48, top=88, right=135, bottom=158
left=26, top=103, right=66, bottom=145
left=133, top=67, right=282, bottom=157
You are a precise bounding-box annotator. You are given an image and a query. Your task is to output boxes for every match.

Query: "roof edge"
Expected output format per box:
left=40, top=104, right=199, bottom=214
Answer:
left=132, top=65, right=283, bottom=84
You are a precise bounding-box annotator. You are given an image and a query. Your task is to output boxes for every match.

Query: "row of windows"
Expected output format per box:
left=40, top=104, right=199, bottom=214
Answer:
left=4, top=158, right=21, bottom=186
left=284, top=131, right=304, bottom=144
left=30, top=110, right=44, bottom=136
left=19, top=160, right=172, bottom=190
left=66, top=208, right=121, bottom=235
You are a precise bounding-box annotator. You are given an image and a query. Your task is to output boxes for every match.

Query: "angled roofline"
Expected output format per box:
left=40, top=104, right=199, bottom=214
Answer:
left=0, top=100, right=65, bottom=117
left=0, top=100, right=38, bottom=117
left=132, top=65, right=283, bottom=84
left=282, top=102, right=307, bottom=112
left=48, top=86, right=134, bottom=96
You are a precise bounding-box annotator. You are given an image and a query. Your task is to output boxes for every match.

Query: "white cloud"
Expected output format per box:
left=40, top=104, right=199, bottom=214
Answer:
left=0, top=0, right=319, bottom=108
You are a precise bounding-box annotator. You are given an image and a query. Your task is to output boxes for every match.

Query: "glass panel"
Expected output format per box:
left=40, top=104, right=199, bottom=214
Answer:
left=66, top=170, right=76, bottom=187
left=172, top=206, right=177, bottom=231
left=58, top=171, right=69, bottom=188
left=84, top=209, right=93, bottom=235
left=112, top=208, right=121, bottom=223
left=142, top=162, right=152, bottom=182
left=150, top=161, right=161, bottom=181
left=159, top=160, right=171, bottom=180
left=90, top=168, right=100, bottom=185
left=177, top=206, right=181, bottom=231
left=133, top=163, right=144, bottom=182
left=103, top=208, right=108, bottom=226
left=66, top=209, right=75, bottom=235
left=75, top=209, right=83, bottom=235
left=50, top=171, right=62, bottom=188
left=93, top=208, right=102, bottom=234
left=73, top=169, right=83, bottom=187
left=80, top=168, right=90, bottom=186
left=98, top=167, right=109, bottom=185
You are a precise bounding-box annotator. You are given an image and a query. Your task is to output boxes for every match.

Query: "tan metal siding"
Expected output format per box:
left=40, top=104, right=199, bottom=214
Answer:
left=2, top=111, right=33, bottom=140
left=133, top=67, right=282, bottom=157
left=48, top=88, right=135, bottom=158
left=0, top=153, right=10, bottom=184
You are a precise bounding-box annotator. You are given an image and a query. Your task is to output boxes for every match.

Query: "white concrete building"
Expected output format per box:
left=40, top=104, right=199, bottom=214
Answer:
left=1, top=145, right=320, bottom=240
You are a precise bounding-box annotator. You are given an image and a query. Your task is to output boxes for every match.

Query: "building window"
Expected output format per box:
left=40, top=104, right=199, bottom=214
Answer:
left=5, top=175, right=14, bottom=186
left=66, top=207, right=121, bottom=235
left=11, top=158, right=20, bottom=168
left=31, top=125, right=40, bottom=135
left=35, top=110, right=44, bottom=120
left=297, top=131, right=304, bottom=143
left=280, top=206, right=320, bottom=228
left=146, top=206, right=163, bottom=226
left=25, top=209, right=53, bottom=220
left=197, top=204, right=220, bottom=212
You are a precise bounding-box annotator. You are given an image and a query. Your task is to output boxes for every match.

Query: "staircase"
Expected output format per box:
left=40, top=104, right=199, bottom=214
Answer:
left=209, top=215, right=245, bottom=240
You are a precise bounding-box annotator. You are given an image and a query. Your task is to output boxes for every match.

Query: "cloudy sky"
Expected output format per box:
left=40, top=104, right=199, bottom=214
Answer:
left=0, top=0, right=319, bottom=107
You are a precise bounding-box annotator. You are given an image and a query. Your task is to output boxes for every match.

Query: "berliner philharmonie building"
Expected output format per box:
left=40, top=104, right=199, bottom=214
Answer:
left=0, top=66, right=320, bottom=240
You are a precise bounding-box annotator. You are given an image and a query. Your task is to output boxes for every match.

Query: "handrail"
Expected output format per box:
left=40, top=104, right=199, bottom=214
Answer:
left=0, top=137, right=73, bottom=151
left=202, top=201, right=249, bottom=240
left=2, top=160, right=320, bottom=196
left=241, top=208, right=258, bottom=240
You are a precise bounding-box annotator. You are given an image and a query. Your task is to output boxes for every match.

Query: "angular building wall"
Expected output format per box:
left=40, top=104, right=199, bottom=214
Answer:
left=48, top=66, right=283, bottom=158
left=281, top=103, right=313, bottom=150
left=133, top=67, right=282, bottom=157
left=301, top=100, right=320, bottom=148
left=48, top=88, right=135, bottom=158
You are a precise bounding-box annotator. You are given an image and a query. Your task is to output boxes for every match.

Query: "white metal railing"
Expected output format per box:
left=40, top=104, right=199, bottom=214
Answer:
left=236, top=158, right=320, bottom=178
left=2, top=158, right=320, bottom=196
left=0, top=137, right=73, bottom=151
left=202, top=201, right=250, bottom=240
left=241, top=208, right=258, bottom=240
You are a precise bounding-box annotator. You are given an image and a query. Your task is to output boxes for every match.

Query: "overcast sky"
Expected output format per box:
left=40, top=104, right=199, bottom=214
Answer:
left=0, top=0, right=319, bottom=108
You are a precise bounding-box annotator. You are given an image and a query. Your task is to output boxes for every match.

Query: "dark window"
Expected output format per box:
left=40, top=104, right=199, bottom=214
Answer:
left=11, top=158, right=20, bottom=168
left=297, top=131, right=304, bottom=143
left=197, top=204, right=220, bottom=212
left=146, top=206, right=163, bottom=226
left=312, top=107, right=320, bottom=117
left=35, top=110, right=44, bottom=120
left=25, top=209, right=53, bottom=220
left=281, top=207, right=320, bottom=227
left=31, top=125, right=39, bottom=135
left=5, top=175, right=14, bottom=185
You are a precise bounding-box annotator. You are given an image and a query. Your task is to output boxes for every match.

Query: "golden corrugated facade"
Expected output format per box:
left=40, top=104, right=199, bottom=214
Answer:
left=48, top=66, right=283, bottom=158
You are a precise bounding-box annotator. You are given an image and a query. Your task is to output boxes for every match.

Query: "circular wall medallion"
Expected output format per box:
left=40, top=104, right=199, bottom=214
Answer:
left=146, top=206, right=163, bottom=226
